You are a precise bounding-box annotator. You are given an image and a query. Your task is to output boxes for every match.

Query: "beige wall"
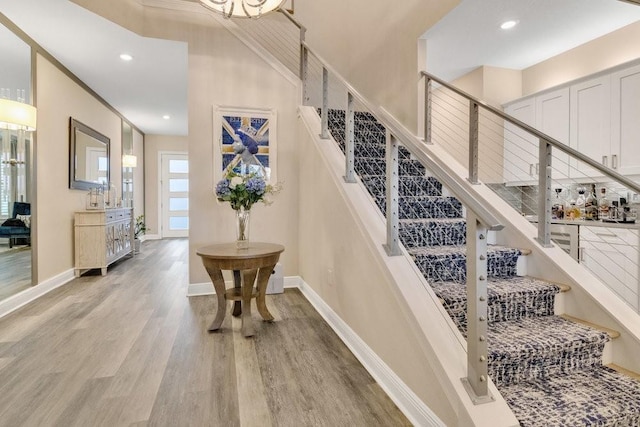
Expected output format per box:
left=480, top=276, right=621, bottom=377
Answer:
left=139, top=8, right=300, bottom=284
left=36, top=53, right=123, bottom=280
left=296, top=0, right=460, bottom=133
left=143, top=134, right=187, bottom=237
left=431, top=66, right=521, bottom=184
left=522, top=21, right=640, bottom=96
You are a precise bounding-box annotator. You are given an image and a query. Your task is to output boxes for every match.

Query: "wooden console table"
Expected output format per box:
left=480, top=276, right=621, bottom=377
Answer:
left=196, top=242, right=285, bottom=337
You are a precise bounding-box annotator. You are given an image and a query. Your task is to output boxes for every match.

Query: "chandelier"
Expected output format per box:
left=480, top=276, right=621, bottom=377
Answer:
left=199, top=0, right=286, bottom=19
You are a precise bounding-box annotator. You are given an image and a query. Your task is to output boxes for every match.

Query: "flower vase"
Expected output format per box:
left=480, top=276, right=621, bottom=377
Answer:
left=235, top=207, right=251, bottom=249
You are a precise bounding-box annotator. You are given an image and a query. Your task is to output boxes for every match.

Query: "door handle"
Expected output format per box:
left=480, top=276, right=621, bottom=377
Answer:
left=602, top=155, right=608, bottom=167
left=612, top=154, right=618, bottom=169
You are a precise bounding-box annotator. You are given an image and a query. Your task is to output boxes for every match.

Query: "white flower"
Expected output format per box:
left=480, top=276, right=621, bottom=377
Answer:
left=229, top=176, right=243, bottom=189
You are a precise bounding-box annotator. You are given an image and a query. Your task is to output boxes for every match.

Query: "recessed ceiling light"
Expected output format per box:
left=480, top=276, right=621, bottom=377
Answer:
left=162, top=115, right=171, bottom=120
left=500, top=20, right=518, bottom=30
left=119, top=53, right=133, bottom=61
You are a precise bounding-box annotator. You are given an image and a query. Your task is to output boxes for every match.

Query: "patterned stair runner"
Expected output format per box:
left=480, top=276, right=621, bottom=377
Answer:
left=322, top=108, right=640, bottom=426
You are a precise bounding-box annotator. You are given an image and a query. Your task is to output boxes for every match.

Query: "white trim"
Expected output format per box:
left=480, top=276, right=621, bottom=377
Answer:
left=187, top=273, right=443, bottom=426
left=187, top=282, right=214, bottom=297
left=187, top=275, right=300, bottom=297
left=157, top=150, right=189, bottom=239
left=0, top=269, right=75, bottom=319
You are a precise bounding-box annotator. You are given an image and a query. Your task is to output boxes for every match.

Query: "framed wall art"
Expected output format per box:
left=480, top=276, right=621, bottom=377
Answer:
left=213, top=105, right=277, bottom=184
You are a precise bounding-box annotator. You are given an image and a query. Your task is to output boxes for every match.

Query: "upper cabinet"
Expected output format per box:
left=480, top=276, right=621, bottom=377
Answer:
left=569, top=75, right=611, bottom=179
left=537, top=88, right=570, bottom=181
left=503, top=61, right=640, bottom=184
left=503, top=87, right=570, bottom=185
left=503, top=98, right=538, bottom=184
left=611, top=64, right=640, bottom=176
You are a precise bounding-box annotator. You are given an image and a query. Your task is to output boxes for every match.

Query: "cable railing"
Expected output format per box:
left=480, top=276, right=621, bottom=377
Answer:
left=424, top=71, right=640, bottom=314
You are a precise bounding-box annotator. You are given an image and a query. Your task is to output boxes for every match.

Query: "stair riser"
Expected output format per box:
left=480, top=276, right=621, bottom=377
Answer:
left=336, top=141, right=412, bottom=159
left=490, top=342, right=607, bottom=387
left=400, top=221, right=467, bottom=248
left=412, top=250, right=521, bottom=283
left=376, top=196, right=463, bottom=219
left=441, top=293, right=558, bottom=330
left=362, top=176, right=443, bottom=198
left=355, top=158, right=425, bottom=176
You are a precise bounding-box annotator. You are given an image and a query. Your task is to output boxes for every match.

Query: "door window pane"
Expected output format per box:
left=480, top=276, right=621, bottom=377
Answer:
left=169, top=197, right=189, bottom=211
left=169, top=159, right=189, bottom=173
left=169, top=216, right=189, bottom=230
left=169, top=178, right=189, bottom=192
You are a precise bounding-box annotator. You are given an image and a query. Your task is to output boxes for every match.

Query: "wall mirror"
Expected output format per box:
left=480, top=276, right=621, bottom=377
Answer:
left=0, top=18, right=33, bottom=300
left=121, top=121, right=134, bottom=207
left=69, top=117, right=110, bottom=190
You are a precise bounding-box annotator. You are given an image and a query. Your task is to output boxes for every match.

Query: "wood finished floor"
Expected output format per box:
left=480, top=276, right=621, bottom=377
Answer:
left=0, top=239, right=411, bottom=427
left=0, top=245, right=32, bottom=301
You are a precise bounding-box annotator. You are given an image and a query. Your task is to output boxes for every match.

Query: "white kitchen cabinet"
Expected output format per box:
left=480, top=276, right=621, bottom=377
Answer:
left=611, top=63, right=640, bottom=176
left=580, top=226, right=639, bottom=311
left=569, top=75, right=611, bottom=179
left=503, top=97, right=538, bottom=184
left=536, top=88, right=570, bottom=181
left=503, top=61, right=640, bottom=184
left=503, top=88, right=571, bottom=185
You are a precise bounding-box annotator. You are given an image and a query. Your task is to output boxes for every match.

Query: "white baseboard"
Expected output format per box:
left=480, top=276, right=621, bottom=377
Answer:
left=141, top=234, right=161, bottom=241
left=187, top=282, right=214, bottom=296
left=187, top=275, right=301, bottom=297
left=0, top=268, right=75, bottom=319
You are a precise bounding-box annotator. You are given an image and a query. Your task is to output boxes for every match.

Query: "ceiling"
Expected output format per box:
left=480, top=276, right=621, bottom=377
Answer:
left=423, top=0, right=640, bottom=81
left=0, top=0, right=189, bottom=136
left=1, top=0, right=640, bottom=135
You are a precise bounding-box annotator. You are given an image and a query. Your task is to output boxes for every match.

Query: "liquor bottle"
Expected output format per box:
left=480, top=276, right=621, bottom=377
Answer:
left=598, top=187, right=610, bottom=219
left=552, top=188, right=565, bottom=219
left=575, top=187, right=586, bottom=218
left=584, top=184, right=599, bottom=220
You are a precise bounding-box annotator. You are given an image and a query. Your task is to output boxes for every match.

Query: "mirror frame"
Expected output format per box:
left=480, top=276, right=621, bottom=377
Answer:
left=69, top=117, right=110, bottom=191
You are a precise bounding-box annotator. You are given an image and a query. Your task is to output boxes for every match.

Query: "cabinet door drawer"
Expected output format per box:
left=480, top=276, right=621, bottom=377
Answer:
left=581, top=227, right=638, bottom=246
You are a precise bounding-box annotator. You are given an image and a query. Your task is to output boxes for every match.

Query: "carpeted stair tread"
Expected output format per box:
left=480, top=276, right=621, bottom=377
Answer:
left=431, top=276, right=560, bottom=327
left=499, top=365, right=640, bottom=426
left=487, top=315, right=609, bottom=386
left=375, top=195, right=463, bottom=219
left=407, top=244, right=519, bottom=257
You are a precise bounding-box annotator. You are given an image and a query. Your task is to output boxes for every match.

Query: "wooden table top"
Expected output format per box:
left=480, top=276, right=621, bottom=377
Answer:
left=196, top=242, right=285, bottom=260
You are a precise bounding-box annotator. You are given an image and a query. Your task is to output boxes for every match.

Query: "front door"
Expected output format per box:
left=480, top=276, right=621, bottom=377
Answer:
left=160, top=153, right=189, bottom=238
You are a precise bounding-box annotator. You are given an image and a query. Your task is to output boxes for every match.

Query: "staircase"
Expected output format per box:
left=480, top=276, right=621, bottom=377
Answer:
left=323, top=108, right=640, bottom=426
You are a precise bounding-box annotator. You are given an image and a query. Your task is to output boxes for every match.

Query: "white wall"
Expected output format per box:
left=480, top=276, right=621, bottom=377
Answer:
left=138, top=7, right=301, bottom=284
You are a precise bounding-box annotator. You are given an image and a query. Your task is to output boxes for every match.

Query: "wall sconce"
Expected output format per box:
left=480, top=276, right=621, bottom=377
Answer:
left=0, top=98, right=37, bottom=131
left=122, top=154, right=137, bottom=168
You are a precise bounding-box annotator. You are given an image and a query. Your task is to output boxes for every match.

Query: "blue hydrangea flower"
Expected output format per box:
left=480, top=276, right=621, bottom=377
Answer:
left=215, top=178, right=231, bottom=197
left=246, top=176, right=266, bottom=195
